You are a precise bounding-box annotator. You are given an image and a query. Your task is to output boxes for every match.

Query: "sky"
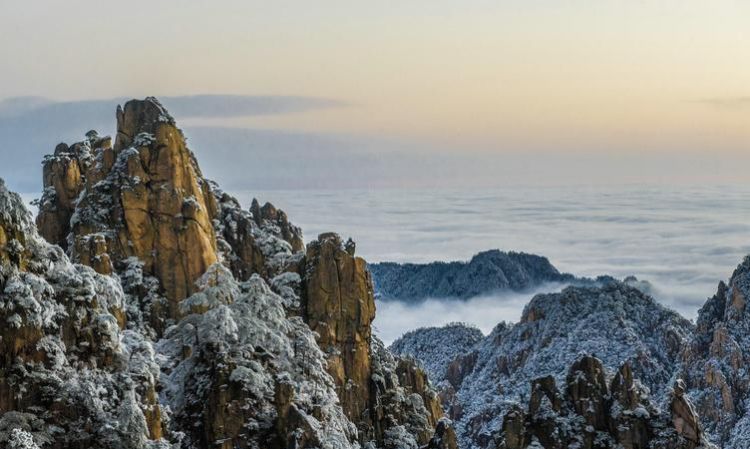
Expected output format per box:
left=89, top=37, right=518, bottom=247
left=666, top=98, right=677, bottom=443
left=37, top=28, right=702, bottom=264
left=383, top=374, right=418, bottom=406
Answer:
left=1, top=1, right=749, bottom=191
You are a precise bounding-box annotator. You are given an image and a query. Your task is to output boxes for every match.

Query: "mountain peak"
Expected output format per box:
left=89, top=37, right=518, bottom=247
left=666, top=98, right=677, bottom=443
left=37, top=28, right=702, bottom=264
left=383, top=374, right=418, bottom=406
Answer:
left=3, top=98, right=456, bottom=448
left=114, top=97, right=176, bottom=152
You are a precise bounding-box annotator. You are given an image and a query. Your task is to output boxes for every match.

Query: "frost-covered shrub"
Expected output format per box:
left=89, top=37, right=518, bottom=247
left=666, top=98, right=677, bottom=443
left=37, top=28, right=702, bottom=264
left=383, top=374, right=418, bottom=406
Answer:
left=390, top=322, right=484, bottom=382
left=160, top=274, right=359, bottom=448
left=383, top=426, right=418, bottom=449
left=179, top=263, right=239, bottom=315
left=7, top=429, right=40, bottom=449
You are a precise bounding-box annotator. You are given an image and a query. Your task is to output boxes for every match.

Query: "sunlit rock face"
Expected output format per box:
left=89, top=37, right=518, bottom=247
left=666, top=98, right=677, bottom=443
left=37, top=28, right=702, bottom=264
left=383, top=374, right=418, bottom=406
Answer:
left=302, top=232, right=456, bottom=448
left=37, top=98, right=219, bottom=323
left=303, top=232, right=376, bottom=421
left=2, top=97, right=454, bottom=449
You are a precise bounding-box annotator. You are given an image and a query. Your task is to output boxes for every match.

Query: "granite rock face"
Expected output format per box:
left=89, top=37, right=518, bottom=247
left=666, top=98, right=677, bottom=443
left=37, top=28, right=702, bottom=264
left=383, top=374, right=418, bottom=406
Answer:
left=37, top=98, right=219, bottom=324
left=682, top=256, right=750, bottom=447
left=1, top=97, right=454, bottom=449
left=303, top=232, right=376, bottom=422
left=0, top=179, right=162, bottom=449
left=302, top=233, right=455, bottom=447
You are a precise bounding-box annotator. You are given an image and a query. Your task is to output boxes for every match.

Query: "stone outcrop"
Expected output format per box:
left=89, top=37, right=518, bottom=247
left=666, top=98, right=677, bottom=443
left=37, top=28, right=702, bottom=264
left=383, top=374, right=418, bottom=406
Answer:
left=301, top=232, right=457, bottom=448
left=369, top=338, right=458, bottom=448
left=37, top=98, right=219, bottom=322
left=211, top=186, right=303, bottom=283
left=303, top=232, right=377, bottom=421
left=671, top=379, right=704, bottom=447
left=496, top=355, right=715, bottom=449
left=35, top=98, right=306, bottom=331
left=681, top=256, right=750, bottom=446
left=251, top=198, right=304, bottom=252
left=8, top=97, right=454, bottom=449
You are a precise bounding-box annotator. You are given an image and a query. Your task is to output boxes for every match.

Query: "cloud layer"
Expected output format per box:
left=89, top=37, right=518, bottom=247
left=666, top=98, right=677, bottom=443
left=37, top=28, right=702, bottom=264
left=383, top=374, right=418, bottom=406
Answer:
left=374, top=285, right=566, bottom=345
left=236, top=185, right=750, bottom=342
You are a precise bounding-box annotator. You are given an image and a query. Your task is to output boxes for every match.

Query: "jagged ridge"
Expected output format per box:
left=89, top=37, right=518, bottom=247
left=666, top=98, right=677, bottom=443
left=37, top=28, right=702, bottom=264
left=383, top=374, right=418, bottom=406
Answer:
left=392, top=281, right=697, bottom=448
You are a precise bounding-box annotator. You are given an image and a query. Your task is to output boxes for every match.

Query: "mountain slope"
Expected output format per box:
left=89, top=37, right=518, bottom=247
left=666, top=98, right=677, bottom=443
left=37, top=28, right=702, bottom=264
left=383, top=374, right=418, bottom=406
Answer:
left=682, top=256, right=750, bottom=448
left=390, top=323, right=484, bottom=383
left=392, top=281, right=696, bottom=448
left=0, top=97, right=456, bottom=449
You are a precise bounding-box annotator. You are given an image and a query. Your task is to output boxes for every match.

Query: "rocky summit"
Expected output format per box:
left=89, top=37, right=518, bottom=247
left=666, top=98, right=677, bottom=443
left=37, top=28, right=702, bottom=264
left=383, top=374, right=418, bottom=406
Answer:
left=682, top=256, right=750, bottom=447
left=0, top=97, right=457, bottom=449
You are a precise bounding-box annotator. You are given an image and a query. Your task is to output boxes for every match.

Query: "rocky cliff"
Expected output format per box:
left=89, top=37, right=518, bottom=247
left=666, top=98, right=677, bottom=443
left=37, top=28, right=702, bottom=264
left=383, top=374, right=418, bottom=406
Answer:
left=681, top=256, right=750, bottom=447
left=1, top=97, right=455, bottom=449
left=0, top=178, right=159, bottom=448
left=392, top=281, right=696, bottom=448
left=36, top=100, right=224, bottom=330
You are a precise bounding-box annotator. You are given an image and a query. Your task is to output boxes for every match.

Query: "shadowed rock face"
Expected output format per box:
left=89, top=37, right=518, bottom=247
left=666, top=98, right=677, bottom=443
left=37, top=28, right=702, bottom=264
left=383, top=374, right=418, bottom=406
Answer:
left=497, top=356, right=715, bottom=449
left=682, top=256, right=750, bottom=446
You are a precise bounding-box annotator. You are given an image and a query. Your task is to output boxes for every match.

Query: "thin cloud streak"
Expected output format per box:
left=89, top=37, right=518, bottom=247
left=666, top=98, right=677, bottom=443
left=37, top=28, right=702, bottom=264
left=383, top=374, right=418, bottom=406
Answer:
left=694, top=96, right=750, bottom=110
left=0, top=94, right=347, bottom=120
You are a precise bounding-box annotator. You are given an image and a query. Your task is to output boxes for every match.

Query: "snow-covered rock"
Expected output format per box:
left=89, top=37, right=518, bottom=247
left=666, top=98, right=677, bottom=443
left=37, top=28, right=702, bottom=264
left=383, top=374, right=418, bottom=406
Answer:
left=394, top=281, right=696, bottom=448
left=0, top=98, right=454, bottom=449
left=390, top=323, right=484, bottom=384
left=0, top=178, right=162, bottom=449
left=683, top=256, right=750, bottom=448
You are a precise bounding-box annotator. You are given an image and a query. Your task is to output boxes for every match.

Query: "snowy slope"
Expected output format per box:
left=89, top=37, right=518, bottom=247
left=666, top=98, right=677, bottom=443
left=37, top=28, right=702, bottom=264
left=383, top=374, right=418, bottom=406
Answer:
left=390, top=323, right=484, bottom=383
left=392, top=281, right=696, bottom=448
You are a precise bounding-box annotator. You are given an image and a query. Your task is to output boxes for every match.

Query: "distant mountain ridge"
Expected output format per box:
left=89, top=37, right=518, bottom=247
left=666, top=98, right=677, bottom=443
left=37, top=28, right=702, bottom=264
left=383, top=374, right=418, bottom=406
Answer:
left=369, top=250, right=574, bottom=300
left=369, top=250, right=624, bottom=301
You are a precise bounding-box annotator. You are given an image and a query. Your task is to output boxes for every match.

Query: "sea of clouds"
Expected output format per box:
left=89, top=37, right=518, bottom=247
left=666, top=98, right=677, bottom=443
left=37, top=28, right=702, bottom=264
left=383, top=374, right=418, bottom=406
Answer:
left=239, top=185, right=750, bottom=344
left=20, top=184, right=750, bottom=344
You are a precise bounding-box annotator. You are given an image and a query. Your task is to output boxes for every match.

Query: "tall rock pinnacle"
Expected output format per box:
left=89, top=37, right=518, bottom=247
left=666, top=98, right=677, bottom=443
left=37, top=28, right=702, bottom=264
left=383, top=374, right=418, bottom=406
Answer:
left=38, top=97, right=220, bottom=321
left=23, top=97, right=454, bottom=448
